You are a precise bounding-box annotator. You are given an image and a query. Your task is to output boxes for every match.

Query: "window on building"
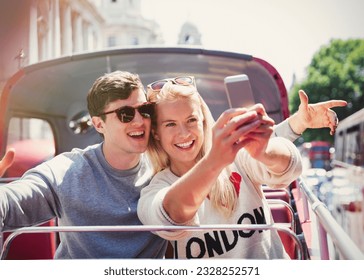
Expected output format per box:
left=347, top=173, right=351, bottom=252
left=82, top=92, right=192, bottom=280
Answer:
left=184, top=34, right=195, bottom=44
left=108, top=36, right=117, bottom=47
left=131, top=37, right=139, bottom=45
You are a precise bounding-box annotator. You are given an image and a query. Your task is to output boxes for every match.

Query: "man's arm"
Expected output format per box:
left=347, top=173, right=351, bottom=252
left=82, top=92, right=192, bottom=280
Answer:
left=0, top=149, right=15, bottom=177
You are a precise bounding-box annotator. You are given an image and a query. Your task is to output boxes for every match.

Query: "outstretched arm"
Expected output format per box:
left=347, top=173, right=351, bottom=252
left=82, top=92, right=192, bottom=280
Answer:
left=0, top=149, right=15, bottom=177
left=288, top=90, right=347, bottom=135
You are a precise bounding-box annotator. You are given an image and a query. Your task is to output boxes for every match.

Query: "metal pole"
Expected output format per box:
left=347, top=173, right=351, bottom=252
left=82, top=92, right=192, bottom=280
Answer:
left=298, top=177, right=364, bottom=260
left=1, top=223, right=303, bottom=260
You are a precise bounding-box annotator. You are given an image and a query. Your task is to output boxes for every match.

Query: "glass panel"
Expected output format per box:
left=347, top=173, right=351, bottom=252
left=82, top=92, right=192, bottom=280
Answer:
left=5, top=117, right=55, bottom=177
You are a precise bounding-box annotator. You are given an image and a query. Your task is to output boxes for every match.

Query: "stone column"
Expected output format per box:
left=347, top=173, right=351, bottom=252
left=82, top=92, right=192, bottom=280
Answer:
left=46, top=0, right=53, bottom=59
left=73, top=12, right=83, bottom=53
left=61, top=1, right=72, bottom=55
left=28, top=0, right=38, bottom=64
left=53, top=0, right=61, bottom=57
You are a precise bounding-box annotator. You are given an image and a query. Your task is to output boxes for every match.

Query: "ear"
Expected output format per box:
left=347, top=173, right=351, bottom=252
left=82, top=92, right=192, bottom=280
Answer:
left=92, top=116, right=105, bottom=134
left=152, top=129, right=160, bottom=141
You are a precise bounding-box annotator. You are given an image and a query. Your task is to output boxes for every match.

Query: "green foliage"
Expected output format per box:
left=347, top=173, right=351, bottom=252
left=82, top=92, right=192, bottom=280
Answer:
left=289, top=38, right=364, bottom=143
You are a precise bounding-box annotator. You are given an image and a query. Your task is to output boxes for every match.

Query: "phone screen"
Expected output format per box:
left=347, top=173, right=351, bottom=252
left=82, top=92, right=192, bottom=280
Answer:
left=224, top=74, right=255, bottom=108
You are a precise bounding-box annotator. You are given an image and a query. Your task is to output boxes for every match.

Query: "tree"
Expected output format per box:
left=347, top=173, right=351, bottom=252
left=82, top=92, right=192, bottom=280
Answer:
left=289, top=38, right=364, bottom=143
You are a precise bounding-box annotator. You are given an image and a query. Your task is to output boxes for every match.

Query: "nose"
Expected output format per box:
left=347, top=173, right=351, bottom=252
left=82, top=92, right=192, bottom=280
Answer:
left=131, top=110, right=146, bottom=125
left=178, top=123, right=191, bottom=138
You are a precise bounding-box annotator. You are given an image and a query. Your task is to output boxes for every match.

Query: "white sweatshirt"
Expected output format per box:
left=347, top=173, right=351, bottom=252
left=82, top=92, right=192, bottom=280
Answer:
left=138, top=137, right=302, bottom=259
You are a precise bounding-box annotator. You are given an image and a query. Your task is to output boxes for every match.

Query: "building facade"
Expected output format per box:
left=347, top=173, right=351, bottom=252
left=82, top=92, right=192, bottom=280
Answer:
left=0, top=0, right=163, bottom=93
left=0, top=0, right=105, bottom=91
left=177, top=21, right=202, bottom=45
left=0, top=0, right=202, bottom=94
left=95, top=0, right=163, bottom=47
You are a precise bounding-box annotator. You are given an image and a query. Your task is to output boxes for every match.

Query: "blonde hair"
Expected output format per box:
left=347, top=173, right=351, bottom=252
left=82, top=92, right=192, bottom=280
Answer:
left=147, top=82, right=238, bottom=216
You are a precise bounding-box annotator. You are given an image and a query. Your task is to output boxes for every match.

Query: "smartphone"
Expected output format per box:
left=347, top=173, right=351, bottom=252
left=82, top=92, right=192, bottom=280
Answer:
left=224, top=74, right=255, bottom=108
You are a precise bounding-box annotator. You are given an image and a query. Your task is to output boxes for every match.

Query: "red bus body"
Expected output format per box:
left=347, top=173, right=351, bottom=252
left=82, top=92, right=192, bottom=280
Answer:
left=308, top=141, right=332, bottom=170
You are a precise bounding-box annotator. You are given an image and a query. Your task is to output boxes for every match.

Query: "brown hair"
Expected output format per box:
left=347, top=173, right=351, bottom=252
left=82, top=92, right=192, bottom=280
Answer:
left=87, top=71, right=145, bottom=120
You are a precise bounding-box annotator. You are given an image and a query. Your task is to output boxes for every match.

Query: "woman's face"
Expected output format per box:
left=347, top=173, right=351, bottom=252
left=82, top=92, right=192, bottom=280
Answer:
left=153, top=97, right=204, bottom=175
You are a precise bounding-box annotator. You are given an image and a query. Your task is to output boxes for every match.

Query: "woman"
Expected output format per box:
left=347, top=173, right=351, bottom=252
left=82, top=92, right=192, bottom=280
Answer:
left=137, top=77, right=302, bottom=259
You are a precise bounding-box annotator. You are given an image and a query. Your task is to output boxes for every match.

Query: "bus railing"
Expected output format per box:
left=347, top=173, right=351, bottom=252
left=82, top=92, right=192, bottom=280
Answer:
left=2, top=176, right=363, bottom=260
left=297, top=176, right=364, bottom=260
left=331, top=160, right=364, bottom=175
left=267, top=199, right=296, bottom=230
left=0, top=223, right=303, bottom=260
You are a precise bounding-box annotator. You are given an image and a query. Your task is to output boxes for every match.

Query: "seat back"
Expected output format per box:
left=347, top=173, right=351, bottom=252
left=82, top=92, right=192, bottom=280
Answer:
left=2, top=219, right=57, bottom=260
left=266, top=191, right=301, bottom=259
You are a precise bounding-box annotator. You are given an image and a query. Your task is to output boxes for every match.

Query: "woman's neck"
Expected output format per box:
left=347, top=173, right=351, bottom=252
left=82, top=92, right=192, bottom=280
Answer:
left=170, top=161, right=195, bottom=177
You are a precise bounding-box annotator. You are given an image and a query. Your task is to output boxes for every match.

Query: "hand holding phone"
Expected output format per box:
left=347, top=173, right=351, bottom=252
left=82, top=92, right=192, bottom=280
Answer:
left=224, top=74, right=255, bottom=109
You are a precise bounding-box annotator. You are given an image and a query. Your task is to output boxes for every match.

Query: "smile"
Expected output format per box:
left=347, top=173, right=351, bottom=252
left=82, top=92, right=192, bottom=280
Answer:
left=175, top=140, right=194, bottom=149
left=128, top=131, right=145, bottom=138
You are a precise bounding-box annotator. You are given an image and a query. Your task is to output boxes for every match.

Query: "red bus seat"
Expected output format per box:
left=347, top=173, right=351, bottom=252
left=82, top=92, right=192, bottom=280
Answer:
left=268, top=199, right=300, bottom=259
left=263, top=189, right=291, bottom=204
left=2, top=219, right=57, bottom=260
left=278, top=230, right=299, bottom=259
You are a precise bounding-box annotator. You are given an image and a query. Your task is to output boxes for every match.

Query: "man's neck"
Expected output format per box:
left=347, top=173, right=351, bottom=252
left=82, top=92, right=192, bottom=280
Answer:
left=102, top=144, right=141, bottom=170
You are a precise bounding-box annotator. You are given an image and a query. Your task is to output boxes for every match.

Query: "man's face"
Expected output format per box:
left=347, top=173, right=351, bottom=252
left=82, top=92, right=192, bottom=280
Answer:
left=92, top=88, right=152, bottom=160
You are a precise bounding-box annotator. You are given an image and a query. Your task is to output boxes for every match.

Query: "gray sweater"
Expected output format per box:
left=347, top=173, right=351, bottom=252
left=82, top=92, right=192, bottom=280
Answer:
left=0, top=143, right=167, bottom=259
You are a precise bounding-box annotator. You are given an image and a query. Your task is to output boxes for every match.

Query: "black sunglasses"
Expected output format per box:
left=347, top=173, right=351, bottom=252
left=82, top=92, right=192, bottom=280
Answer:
left=98, top=102, right=155, bottom=123
left=147, top=76, right=195, bottom=92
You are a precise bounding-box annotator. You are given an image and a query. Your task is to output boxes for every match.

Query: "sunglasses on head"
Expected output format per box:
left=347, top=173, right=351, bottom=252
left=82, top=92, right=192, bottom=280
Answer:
left=147, top=76, right=195, bottom=92
left=98, top=102, right=155, bottom=123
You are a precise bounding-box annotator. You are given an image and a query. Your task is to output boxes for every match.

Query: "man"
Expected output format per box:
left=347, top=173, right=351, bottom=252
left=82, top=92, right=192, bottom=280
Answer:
left=0, top=71, right=346, bottom=258
left=0, top=71, right=167, bottom=258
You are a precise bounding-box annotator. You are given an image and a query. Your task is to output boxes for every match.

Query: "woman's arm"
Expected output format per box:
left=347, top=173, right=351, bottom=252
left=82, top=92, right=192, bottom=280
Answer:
left=237, top=137, right=302, bottom=189
left=162, top=108, right=272, bottom=224
left=274, top=90, right=347, bottom=140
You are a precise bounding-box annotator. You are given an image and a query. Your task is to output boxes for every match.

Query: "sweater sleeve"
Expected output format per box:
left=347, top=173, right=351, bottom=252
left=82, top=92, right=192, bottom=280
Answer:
left=0, top=162, right=59, bottom=232
left=137, top=170, right=200, bottom=240
left=273, top=119, right=301, bottom=142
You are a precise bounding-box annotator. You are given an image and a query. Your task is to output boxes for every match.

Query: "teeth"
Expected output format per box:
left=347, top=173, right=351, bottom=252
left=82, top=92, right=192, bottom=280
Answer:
left=129, top=131, right=144, bottom=136
left=176, top=141, right=193, bottom=148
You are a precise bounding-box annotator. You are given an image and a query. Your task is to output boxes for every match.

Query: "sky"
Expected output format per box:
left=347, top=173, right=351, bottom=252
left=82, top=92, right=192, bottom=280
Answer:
left=140, top=0, right=364, bottom=89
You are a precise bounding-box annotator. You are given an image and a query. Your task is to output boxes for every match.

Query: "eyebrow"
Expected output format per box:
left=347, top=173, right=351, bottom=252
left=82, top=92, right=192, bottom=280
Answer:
left=160, top=119, right=176, bottom=124
left=160, top=114, right=198, bottom=124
